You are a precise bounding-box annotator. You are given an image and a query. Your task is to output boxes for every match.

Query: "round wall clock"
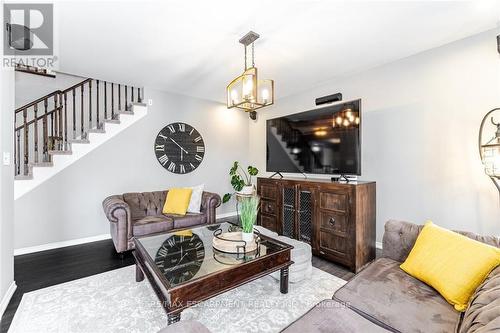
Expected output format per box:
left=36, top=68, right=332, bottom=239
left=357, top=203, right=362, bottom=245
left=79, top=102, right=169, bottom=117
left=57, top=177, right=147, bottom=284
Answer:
left=154, top=234, right=205, bottom=285
left=154, top=122, right=205, bottom=174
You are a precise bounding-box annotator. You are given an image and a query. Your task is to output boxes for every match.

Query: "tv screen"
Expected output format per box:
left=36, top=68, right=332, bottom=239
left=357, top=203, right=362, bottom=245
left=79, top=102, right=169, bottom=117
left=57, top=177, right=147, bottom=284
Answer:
left=266, top=99, right=361, bottom=175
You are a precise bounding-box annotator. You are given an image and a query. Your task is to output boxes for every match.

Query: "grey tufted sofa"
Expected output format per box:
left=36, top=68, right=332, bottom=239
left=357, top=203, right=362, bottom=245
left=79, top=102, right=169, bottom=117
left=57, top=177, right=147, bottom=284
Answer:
left=103, top=190, right=221, bottom=253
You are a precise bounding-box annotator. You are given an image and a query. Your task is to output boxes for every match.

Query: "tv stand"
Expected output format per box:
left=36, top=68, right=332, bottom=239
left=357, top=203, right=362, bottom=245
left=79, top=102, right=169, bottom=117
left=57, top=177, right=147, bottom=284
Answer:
left=269, top=171, right=284, bottom=179
left=256, top=177, right=376, bottom=273
left=331, top=174, right=350, bottom=182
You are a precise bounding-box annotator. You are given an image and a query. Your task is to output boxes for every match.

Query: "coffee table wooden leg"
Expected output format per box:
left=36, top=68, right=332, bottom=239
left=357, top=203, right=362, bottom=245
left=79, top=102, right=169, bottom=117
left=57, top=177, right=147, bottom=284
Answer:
left=167, top=312, right=181, bottom=325
left=280, top=266, right=289, bottom=294
left=136, top=264, right=144, bottom=282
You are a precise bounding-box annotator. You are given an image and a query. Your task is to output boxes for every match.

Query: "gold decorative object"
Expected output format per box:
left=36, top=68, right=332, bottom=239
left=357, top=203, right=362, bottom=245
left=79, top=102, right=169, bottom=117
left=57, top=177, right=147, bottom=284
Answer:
left=227, top=31, right=274, bottom=120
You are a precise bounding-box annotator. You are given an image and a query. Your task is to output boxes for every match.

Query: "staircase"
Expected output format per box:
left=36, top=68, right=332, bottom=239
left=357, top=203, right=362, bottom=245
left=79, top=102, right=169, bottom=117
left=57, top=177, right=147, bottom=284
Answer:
left=269, top=118, right=323, bottom=173
left=14, top=76, right=147, bottom=199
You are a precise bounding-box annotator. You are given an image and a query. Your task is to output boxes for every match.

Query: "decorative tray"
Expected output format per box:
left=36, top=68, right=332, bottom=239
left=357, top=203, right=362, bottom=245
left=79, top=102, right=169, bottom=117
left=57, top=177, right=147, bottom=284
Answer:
left=212, top=229, right=261, bottom=254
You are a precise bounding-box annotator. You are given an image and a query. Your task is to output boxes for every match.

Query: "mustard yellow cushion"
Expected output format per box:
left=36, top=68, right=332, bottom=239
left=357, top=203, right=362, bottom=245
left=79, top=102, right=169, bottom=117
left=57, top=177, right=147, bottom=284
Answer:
left=400, top=221, right=500, bottom=312
left=162, top=188, right=193, bottom=216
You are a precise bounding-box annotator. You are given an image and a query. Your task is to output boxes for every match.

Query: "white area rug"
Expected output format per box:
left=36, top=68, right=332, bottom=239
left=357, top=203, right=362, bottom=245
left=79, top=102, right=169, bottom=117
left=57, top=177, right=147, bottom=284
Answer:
left=8, top=265, right=346, bottom=333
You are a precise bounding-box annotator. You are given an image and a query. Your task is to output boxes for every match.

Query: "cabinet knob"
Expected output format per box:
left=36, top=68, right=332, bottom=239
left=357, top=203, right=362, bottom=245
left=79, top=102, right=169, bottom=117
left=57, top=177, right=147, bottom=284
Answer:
left=329, top=217, right=336, bottom=226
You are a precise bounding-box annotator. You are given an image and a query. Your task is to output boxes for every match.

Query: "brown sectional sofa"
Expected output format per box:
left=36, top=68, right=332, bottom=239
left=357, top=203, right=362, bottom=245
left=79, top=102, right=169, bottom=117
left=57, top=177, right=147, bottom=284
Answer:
left=158, top=220, right=499, bottom=333
left=102, top=190, right=221, bottom=253
left=282, top=220, right=500, bottom=333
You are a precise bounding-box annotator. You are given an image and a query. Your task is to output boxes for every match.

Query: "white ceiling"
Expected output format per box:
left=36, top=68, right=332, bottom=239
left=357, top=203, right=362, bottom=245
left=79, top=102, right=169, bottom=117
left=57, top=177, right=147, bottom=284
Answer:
left=55, top=0, right=500, bottom=103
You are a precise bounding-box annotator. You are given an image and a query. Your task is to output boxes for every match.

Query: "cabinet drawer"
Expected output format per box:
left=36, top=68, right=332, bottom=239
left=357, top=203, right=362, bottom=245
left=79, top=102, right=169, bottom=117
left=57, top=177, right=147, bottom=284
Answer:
left=320, top=211, right=347, bottom=235
left=261, top=200, right=277, bottom=215
left=319, top=191, right=349, bottom=212
left=260, top=184, right=277, bottom=200
left=319, top=232, right=348, bottom=258
left=260, top=214, right=277, bottom=232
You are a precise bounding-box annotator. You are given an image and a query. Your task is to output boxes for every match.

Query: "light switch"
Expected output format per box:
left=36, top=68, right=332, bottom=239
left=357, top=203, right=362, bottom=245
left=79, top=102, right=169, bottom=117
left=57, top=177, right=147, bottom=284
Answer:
left=3, top=152, right=11, bottom=166
left=148, top=99, right=153, bottom=106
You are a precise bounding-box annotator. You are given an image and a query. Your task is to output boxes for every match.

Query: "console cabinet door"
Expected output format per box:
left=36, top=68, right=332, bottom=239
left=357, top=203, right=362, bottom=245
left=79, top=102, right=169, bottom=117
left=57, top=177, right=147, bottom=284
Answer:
left=316, top=188, right=353, bottom=268
left=281, top=182, right=297, bottom=238
left=297, top=185, right=317, bottom=249
left=257, top=179, right=279, bottom=233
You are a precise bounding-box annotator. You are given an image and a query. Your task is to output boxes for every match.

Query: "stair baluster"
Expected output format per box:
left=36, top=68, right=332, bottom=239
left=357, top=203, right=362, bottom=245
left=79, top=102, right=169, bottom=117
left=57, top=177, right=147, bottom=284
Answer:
left=104, top=82, right=108, bottom=120
left=89, top=80, right=92, bottom=130
left=96, top=80, right=100, bottom=128
left=72, top=88, right=76, bottom=139
left=118, top=84, right=121, bottom=111
left=63, top=92, right=68, bottom=150
left=111, top=83, right=115, bottom=119
left=34, top=104, right=39, bottom=163
left=23, top=109, right=29, bottom=175
left=16, top=130, right=20, bottom=175
left=43, top=99, right=48, bottom=160
left=81, top=85, right=84, bottom=139
left=137, top=87, right=142, bottom=103
left=125, top=85, right=128, bottom=111
left=131, top=85, right=134, bottom=103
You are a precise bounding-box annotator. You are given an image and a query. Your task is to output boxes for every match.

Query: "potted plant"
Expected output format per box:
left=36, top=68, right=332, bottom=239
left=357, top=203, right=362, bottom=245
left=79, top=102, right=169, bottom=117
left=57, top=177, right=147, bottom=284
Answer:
left=222, top=161, right=259, bottom=203
left=239, top=195, right=260, bottom=242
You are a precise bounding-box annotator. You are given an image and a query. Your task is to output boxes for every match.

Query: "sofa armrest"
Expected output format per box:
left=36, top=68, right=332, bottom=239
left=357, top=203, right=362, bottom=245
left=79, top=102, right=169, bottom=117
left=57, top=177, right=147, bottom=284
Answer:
left=200, top=191, right=221, bottom=224
left=381, top=220, right=424, bottom=262
left=103, top=195, right=132, bottom=252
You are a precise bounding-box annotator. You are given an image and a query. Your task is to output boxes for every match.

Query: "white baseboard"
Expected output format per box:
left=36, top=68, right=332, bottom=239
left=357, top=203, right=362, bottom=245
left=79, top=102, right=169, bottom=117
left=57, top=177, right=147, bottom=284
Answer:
left=14, top=211, right=238, bottom=256
left=0, top=281, right=17, bottom=318
left=14, top=234, right=111, bottom=256
left=376, top=241, right=383, bottom=250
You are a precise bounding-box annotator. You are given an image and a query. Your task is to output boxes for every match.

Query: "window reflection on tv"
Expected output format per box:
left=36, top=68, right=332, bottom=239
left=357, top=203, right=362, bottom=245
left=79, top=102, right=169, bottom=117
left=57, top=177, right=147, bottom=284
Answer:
left=266, top=99, right=361, bottom=175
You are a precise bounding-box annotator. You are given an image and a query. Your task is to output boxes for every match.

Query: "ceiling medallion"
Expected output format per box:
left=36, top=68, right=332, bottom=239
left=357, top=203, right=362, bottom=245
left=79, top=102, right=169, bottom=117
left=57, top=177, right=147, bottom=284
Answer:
left=226, top=31, right=274, bottom=120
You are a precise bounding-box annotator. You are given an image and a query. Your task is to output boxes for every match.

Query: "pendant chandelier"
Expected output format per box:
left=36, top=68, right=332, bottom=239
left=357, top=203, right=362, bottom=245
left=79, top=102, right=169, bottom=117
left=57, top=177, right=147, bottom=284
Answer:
left=227, top=31, right=274, bottom=120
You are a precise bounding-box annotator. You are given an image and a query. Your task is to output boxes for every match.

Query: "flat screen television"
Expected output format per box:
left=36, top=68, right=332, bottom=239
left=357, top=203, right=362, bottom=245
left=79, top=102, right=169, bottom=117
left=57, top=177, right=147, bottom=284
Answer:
left=266, top=99, right=361, bottom=176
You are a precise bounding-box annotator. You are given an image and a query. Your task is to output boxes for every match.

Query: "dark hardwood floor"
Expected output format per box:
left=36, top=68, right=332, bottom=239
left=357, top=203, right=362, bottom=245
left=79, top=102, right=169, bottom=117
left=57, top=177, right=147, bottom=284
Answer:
left=0, top=233, right=376, bottom=333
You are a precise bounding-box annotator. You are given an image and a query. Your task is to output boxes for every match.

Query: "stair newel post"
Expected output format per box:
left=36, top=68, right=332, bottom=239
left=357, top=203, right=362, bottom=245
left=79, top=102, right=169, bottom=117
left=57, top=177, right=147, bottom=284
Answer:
left=43, top=99, right=48, bottom=160
left=80, top=84, right=85, bottom=139
left=14, top=115, right=17, bottom=175
left=63, top=92, right=68, bottom=150
left=118, top=84, right=121, bottom=111
left=111, top=82, right=115, bottom=119
left=124, top=85, right=128, bottom=111
left=138, top=87, right=142, bottom=103
left=33, top=104, right=39, bottom=163
left=96, top=80, right=100, bottom=129
left=104, top=82, right=107, bottom=120
left=72, top=88, right=76, bottom=139
left=89, top=80, right=92, bottom=130
left=23, top=108, right=29, bottom=176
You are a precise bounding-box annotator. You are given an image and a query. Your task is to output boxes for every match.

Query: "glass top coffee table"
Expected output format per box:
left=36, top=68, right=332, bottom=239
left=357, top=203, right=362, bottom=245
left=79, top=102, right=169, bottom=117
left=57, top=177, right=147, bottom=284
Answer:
left=132, top=222, right=293, bottom=325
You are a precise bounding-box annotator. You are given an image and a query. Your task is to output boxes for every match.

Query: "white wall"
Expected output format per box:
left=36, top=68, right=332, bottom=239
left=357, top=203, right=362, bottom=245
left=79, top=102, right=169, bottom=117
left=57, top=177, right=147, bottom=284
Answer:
left=0, top=18, right=16, bottom=316
left=249, top=29, right=500, bottom=241
left=14, top=89, right=249, bottom=249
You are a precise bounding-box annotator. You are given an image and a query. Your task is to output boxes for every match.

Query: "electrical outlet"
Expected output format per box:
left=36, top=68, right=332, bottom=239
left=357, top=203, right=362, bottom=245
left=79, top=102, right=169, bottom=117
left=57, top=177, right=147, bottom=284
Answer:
left=148, top=99, right=153, bottom=106
left=3, top=152, right=11, bottom=166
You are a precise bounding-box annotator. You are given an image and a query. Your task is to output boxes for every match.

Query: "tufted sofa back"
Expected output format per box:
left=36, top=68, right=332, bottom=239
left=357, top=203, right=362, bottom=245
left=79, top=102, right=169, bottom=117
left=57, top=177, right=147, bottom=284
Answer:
left=123, top=191, right=168, bottom=219
left=382, top=220, right=500, bottom=263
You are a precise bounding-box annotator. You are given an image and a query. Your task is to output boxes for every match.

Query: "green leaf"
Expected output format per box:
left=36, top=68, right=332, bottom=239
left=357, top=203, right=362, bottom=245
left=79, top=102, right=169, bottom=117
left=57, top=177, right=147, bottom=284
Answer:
left=222, top=193, right=232, bottom=203
left=247, top=166, right=259, bottom=176
left=229, top=161, right=239, bottom=175
left=230, top=175, right=242, bottom=190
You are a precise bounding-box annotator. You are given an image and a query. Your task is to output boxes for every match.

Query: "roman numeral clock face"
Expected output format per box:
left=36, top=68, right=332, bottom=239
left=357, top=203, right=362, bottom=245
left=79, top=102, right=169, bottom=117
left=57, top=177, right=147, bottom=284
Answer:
left=154, top=122, right=205, bottom=174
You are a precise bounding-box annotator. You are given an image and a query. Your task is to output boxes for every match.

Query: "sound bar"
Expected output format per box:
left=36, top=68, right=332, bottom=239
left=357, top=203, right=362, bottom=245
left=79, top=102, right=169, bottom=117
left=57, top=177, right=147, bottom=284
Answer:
left=315, top=93, right=342, bottom=106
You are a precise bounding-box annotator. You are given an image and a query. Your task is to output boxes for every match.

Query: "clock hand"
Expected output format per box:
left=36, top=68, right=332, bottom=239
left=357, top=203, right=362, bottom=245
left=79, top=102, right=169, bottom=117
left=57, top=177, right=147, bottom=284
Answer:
left=170, top=138, right=188, bottom=154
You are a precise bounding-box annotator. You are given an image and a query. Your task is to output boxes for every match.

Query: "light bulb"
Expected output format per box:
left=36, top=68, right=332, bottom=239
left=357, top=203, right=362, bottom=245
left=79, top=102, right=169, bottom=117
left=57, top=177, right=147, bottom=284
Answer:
left=336, top=116, right=342, bottom=125
left=262, top=89, right=269, bottom=104
left=343, top=119, right=350, bottom=127
left=231, top=89, right=238, bottom=105
left=355, top=117, right=360, bottom=125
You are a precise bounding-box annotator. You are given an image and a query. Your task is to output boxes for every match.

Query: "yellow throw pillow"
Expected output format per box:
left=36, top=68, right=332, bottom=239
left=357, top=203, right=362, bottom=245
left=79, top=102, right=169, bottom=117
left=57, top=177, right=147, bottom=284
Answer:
left=162, top=188, right=193, bottom=216
left=400, top=221, right=500, bottom=312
